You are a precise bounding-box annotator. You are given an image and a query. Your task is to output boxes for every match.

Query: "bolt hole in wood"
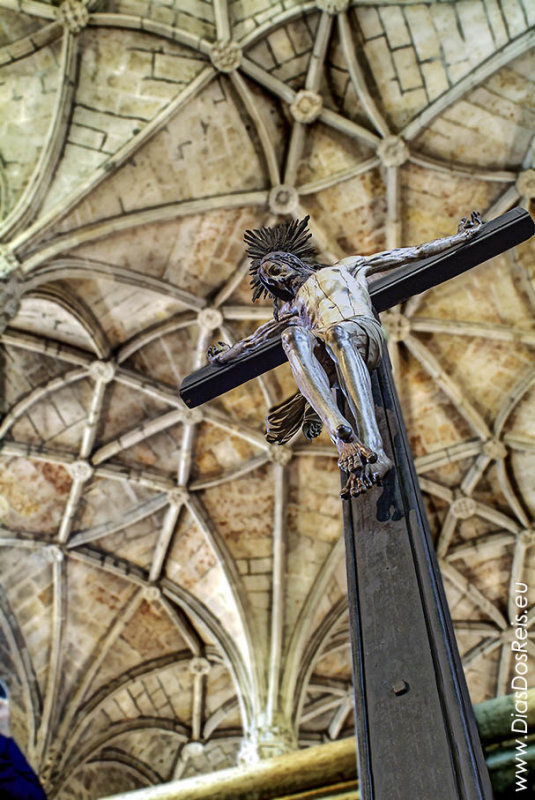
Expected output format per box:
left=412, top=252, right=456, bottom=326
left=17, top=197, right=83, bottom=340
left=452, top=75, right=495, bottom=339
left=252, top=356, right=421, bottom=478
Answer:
left=392, top=680, right=410, bottom=697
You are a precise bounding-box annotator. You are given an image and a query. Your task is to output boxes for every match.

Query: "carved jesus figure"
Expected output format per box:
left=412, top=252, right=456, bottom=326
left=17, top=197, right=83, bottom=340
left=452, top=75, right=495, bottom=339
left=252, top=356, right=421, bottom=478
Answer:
left=208, top=213, right=482, bottom=498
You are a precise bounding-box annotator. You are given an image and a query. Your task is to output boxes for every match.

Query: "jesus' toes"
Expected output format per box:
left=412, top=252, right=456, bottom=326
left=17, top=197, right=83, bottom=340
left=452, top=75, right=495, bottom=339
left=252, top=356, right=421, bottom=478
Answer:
left=350, top=453, right=363, bottom=472
left=355, top=442, right=377, bottom=464
left=350, top=474, right=366, bottom=497
left=337, top=440, right=377, bottom=474
left=339, top=469, right=371, bottom=500
left=340, top=475, right=353, bottom=499
left=340, top=454, right=360, bottom=474
left=361, top=466, right=375, bottom=489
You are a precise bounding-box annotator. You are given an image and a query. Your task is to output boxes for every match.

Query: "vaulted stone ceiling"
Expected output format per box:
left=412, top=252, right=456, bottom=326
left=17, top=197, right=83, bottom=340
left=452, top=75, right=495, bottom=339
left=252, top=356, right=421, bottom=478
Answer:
left=0, top=0, right=533, bottom=797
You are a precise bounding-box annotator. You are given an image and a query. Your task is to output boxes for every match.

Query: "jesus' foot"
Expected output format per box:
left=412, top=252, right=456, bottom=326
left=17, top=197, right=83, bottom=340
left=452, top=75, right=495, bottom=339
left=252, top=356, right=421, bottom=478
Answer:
left=340, top=467, right=372, bottom=499
left=336, top=438, right=377, bottom=473
left=335, top=425, right=377, bottom=461
left=365, top=450, right=392, bottom=485
left=339, top=450, right=393, bottom=499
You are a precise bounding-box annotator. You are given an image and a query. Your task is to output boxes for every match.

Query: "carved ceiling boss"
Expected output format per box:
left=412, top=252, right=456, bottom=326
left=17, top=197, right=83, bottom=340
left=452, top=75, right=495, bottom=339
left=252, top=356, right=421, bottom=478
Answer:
left=208, top=213, right=482, bottom=499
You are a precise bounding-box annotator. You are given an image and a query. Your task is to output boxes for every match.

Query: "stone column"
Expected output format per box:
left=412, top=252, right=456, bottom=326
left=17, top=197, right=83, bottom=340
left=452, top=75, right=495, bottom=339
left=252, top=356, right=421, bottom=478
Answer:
left=238, top=713, right=297, bottom=765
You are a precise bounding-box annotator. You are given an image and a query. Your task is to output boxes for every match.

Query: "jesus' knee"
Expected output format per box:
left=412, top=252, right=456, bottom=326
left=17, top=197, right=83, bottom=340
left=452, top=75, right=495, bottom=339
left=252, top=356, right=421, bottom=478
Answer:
left=281, top=325, right=313, bottom=357
left=323, top=323, right=352, bottom=351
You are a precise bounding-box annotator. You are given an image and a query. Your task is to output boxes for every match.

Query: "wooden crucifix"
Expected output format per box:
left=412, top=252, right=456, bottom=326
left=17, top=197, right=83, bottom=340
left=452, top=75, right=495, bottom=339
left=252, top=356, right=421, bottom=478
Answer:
left=180, top=207, right=534, bottom=800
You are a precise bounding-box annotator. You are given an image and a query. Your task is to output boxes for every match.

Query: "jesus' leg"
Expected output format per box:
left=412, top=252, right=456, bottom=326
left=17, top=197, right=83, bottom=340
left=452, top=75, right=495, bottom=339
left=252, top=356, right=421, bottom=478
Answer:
left=323, top=322, right=392, bottom=492
left=280, top=326, right=374, bottom=474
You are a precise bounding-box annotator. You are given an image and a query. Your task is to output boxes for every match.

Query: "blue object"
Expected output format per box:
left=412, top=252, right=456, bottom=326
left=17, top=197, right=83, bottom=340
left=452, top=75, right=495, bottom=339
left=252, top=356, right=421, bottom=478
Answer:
left=0, top=735, right=47, bottom=799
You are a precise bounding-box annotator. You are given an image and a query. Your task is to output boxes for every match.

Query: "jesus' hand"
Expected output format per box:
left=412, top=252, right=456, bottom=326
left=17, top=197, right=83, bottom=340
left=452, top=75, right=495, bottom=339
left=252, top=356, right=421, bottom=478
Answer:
left=457, top=210, right=482, bottom=233
left=207, top=342, right=231, bottom=363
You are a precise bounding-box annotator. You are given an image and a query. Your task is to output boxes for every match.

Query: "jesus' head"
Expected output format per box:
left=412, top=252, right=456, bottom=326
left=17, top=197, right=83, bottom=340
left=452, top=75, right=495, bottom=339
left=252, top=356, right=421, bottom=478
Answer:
left=258, top=251, right=314, bottom=301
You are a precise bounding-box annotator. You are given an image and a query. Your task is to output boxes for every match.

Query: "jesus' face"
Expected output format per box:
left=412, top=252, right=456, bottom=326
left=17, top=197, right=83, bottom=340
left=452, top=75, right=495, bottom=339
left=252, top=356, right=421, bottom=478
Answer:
left=258, top=251, right=313, bottom=301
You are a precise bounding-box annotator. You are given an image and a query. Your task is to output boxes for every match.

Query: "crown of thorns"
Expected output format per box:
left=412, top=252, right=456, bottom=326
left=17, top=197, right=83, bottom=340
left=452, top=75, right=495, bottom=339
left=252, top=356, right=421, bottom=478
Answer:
left=244, top=216, right=317, bottom=301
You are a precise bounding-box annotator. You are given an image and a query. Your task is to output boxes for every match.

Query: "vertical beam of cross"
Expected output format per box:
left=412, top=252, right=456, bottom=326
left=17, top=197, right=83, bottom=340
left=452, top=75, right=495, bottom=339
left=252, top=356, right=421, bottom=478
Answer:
left=341, top=356, right=493, bottom=800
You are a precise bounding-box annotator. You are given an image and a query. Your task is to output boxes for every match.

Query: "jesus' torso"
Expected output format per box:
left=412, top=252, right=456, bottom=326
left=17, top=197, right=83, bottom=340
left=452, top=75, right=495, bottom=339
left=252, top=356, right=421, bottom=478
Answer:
left=290, top=264, right=373, bottom=333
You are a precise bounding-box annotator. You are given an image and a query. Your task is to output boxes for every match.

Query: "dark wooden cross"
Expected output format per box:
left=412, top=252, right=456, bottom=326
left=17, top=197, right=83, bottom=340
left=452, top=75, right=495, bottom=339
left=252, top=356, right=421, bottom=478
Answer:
left=181, top=208, right=534, bottom=800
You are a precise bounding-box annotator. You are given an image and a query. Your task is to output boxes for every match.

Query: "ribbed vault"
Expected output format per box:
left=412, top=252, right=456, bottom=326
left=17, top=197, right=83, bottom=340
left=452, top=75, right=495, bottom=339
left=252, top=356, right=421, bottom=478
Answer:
left=0, top=0, right=533, bottom=797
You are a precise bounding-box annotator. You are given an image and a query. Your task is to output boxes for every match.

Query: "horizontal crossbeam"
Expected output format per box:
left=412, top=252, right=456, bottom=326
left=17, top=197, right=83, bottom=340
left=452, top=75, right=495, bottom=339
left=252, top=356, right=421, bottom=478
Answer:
left=181, top=209, right=534, bottom=408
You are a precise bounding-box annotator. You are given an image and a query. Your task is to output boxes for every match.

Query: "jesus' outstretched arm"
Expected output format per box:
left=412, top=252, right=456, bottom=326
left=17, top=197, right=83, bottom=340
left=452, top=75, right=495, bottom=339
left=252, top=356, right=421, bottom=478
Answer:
left=207, top=313, right=295, bottom=364
left=340, top=211, right=482, bottom=277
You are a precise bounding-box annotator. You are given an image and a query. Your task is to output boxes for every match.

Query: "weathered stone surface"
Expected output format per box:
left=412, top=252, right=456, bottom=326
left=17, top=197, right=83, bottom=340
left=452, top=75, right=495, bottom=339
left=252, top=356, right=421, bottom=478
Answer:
left=0, top=41, right=60, bottom=214
left=268, top=185, right=299, bottom=215
left=210, top=40, right=242, bottom=73
left=189, top=656, right=210, bottom=675
left=0, top=265, right=22, bottom=332
left=267, top=444, right=292, bottom=466
left=88, top=360, right=116, bottom=383
left=55, top=0, right=89, bottom=34
left=197, top=308, right=223, bottom=331
left=41, top=29, right=208, bottom=218
left=451, top=496, right=477, bottom=520
left=68, top=460, right=94, bottom=481
left=516, top=168, right=535, bottom=199
left=239, top=713, right=297, bottom=763
left=246, top=13, right=318, bottom=89
left=482, top=439, right=507, bottom=460
left=381, top=310, right=410, bottom=342
left=167, top=487, right=189, bottom=506
left=316, top=0, right=349, bottom=14
left=289, top=90, right=323, bottom=124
